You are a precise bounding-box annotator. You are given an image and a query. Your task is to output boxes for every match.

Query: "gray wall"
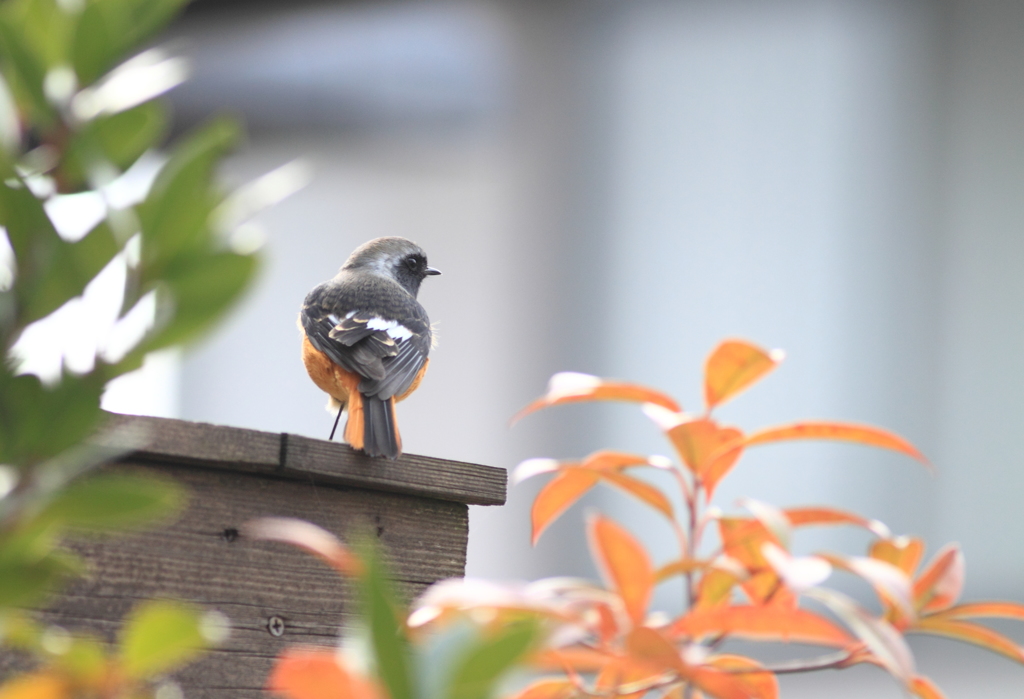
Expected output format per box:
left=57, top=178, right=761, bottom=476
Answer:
left=163, top=1, right=1024, bottom=693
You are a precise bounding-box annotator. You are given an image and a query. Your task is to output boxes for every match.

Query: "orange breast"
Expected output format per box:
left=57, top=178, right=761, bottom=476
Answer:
left=302, top=335, right=352, bottom=405
left=302, top=334, right=430, bottom=404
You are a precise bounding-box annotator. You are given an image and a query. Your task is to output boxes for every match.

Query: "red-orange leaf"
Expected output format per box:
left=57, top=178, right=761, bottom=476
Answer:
left=931, top=601, right=1024, bottom=622
left=870, top=537, right=925, bottom=577
left=913, top=544, right=964, bottom=613
left=704, top=340, right=783, bottom=410
left=514, top=373, right=681, bottom=423
left=595, top=469, right=674, bottom=518
left=784, top=507, right=890, bottom=537
left=689, top=665, right=769, bottom=699
left=269, top=649, right=381, bottom=699
left=507, top=678, right=578, bottom=699
left=669, top=606, right=852, bottom=646
left=0, top=673, right=69, bottom=699
left=745, top=422, right=928, bottom=465
left=718, top=518, right=774, bottom=569
left=244, top=518, right=363, bottom=577
left=588, top=515, right=654, bottom=626
left=911, top=618, right=1024, bottom=664
left=695, top=568, right=742, bottom=610
left=624, top=627, right=687, bottom=676
left=531, top=470, right=600, bottom=545
left=701, top=442, right=745, bottom=501
left=702, top=655, right=778, bottom=699
left=667, top=419, right=744, bottom=477
left=909, top=676, right=947, bottom=699
left=581, top=451, right=656, bottom=471
left=656, top=558, right=710, bottom=583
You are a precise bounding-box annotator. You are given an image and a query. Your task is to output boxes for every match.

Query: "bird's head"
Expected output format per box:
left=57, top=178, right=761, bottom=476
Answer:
left=341, top=237, right=441, bottom=297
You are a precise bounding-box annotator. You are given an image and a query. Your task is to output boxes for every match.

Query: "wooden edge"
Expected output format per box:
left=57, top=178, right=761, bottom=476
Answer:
left=99, top=413, right=282, bottom=470
left=282, top=434, right=507, bottom=506
left=97, top=413, right=507, bottom=506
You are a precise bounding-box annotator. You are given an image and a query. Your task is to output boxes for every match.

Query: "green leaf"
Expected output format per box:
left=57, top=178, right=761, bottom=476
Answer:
left=71, top=0, right=190, bottom=88
left=144, top=251, right=257, bottom=352
left=0, top=182, right=118, bottom=325
left=119, top=600, right=209, bottom=679
left=356, top=541, right=414, bottom=699
left=71, top=0, right=115, bottom=87
left=0, top=550, right=81, bottom=607
left=138, top=117, right=241, bottom=262
left=0, top=12, right=54, bottom=125
left=445, top=621, right=540, bottom=699
left=0, top=372, right=105, bottom=467
left=2, top=0, right=73, bottom=69
left=63, top=102, right=167, bottom=185
left=58, top=634, right=107, bottom=679
left=38, top=472, right=184, bottom=531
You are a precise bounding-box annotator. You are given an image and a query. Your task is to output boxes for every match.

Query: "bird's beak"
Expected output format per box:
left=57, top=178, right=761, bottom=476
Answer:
left=425, top=267, right=442, bottom=276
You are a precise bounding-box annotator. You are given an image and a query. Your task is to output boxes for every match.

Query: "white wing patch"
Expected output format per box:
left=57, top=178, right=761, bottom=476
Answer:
left=366, top=316, right=413, bottom=341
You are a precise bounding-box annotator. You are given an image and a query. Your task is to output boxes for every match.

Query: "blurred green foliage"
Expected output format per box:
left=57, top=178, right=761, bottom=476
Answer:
left=0, top=0, right=263, bottom=693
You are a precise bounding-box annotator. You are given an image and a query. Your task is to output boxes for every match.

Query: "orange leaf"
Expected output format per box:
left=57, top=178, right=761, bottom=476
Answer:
left=688, top=666, right=767, bottom=699
left=624, top=627, right=687, bottom=677
left=0, top=673, right=69, bottom=699
left=243, top=518, right=363, bottom=577
left=909, top=676, right=947, bottom=699
left=269, top=649, right=381, bottom=699
left=704, top=340, right=783, bottom=410
left=718, top=518, right=774, bottom=569
left=784, top=507, right=890, bottom=537
left=870, top=537, right=925, bottom=577
left=669, top=606, right=852, bottom=646
left=514, top=373, right=681, bottom=423
left=667, top=419, right=743, bottom=477
left=911, top=618, right=1024, bottom=664
left=701, top=443, right=745, bottom=501
left=805, top=588, right=915, bottom=684
left=931, top=601, right=1024, bottom=622
left=594, top=470, right=674, bottom=518
left=513, top=452, right=654, bottom=486
left=656, top=559, right=710, bottom=583
left=588, top=515, right=654, bottom=626
left=820, top=554, right=914, bottom=621
left=531, top=470, right=600, bottom=545
left=695, top=568, right=742, bottom=610
left=582, top=451, right=656, bottom=470
left=507, top=679, right=577, bottom=699
left=702, top=655, right=778, bottom=699
left=745, top=422, right=928, bottom=465
left=912, top=544, right=964, bottom=613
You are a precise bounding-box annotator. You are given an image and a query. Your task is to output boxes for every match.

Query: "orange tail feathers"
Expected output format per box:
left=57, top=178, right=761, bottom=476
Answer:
left=338, top=370, right=365, bottom=451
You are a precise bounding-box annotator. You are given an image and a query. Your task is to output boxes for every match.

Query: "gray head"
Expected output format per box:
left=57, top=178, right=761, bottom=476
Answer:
left=341, top=237, right=441, bottom=297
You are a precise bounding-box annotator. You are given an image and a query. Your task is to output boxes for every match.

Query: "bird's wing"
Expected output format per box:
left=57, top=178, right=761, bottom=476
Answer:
left=302, top=305, right=431, bottom=400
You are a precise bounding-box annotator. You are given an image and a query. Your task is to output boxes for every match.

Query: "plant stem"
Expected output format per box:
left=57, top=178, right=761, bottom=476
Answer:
left=724, top=650, right=855, bottom=675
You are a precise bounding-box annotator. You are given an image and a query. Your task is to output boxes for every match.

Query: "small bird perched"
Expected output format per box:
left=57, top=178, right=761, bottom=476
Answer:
left=299, top=237, right=439, bottom=459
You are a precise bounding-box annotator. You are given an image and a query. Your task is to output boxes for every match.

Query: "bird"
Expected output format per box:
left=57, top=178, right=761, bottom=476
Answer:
left=299, top=237, right=439, bottom=459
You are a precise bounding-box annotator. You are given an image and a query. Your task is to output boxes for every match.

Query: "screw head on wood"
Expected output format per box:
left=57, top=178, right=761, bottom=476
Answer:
left=267, top=615, right=285, bottom=637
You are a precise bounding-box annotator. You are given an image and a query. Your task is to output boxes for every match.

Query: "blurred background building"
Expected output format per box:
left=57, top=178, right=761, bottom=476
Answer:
left=102, top=0, right=1024, bottom=694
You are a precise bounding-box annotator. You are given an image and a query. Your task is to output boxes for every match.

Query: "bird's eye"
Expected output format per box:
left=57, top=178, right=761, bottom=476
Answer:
left=405, top=257, right=419, bottom=270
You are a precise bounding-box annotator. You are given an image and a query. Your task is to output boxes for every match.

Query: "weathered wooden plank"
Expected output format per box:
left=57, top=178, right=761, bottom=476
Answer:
left=100, top=414, right=282, bottom=473
left=0, top=461, right=466, bottom=698
left=282, top=434, right=507, bottom=506
left=97, top=414, right=508, bottom=506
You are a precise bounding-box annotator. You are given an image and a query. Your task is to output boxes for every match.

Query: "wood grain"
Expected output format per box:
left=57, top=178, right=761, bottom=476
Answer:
left=282, top=434, right=507, bottom=506
left=1, top=458, right=472, bottom=698
left=97, top=414, right=507, bottom=506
